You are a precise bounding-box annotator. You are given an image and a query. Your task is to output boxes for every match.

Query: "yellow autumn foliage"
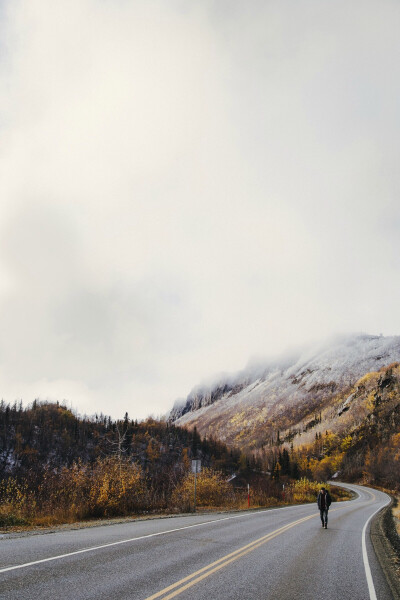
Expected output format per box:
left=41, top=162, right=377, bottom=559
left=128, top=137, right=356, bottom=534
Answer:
left=171, top=467, right=233, bottom=510
left=86, top=457, right=145, bottom=516
left=340, top=435, right=353, bottom=452
left=363, top=432, right=400, bottom=488
left=0, top=456, right=146, bottom=526
left=289, top=477, right=325, bottom=503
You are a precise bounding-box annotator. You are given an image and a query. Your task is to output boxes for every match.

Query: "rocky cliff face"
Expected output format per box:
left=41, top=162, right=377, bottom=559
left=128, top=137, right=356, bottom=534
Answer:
left=169, top=334, right=400, bottom=449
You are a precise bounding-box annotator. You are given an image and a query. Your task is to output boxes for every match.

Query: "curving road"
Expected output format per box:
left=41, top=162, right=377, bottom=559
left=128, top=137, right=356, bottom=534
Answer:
left=0, top=483, right=393, bottom=600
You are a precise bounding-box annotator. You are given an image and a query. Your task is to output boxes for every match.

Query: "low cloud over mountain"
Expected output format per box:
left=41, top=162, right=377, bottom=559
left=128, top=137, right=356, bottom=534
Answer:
left=170, top=334, right=400, bottom=449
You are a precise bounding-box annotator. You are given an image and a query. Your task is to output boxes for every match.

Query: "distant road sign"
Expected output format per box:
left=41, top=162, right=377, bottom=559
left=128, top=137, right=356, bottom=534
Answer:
left=191, top=459, right=201, bottom=474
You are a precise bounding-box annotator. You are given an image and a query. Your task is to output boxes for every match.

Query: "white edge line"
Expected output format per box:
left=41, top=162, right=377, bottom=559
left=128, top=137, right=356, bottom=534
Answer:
left=0, top=503, right=314, bottom=574
left=361, top=493, right=391, bottom=600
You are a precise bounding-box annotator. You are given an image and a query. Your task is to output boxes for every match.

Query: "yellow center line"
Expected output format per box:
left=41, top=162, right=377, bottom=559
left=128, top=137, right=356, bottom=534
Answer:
left=143, top=509, right=342, bottom=600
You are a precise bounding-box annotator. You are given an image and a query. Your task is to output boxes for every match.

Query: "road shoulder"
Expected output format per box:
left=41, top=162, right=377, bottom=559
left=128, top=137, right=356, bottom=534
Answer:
left=370, top=497, right=400, bottom=600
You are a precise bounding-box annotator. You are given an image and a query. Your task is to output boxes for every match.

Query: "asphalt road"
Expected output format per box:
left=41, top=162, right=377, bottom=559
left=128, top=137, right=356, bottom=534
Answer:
left=0, top=482, right=393, bottom=600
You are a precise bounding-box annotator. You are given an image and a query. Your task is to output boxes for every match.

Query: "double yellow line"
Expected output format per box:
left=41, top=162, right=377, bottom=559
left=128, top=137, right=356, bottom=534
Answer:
left=143, top=512, right=317, bottom=600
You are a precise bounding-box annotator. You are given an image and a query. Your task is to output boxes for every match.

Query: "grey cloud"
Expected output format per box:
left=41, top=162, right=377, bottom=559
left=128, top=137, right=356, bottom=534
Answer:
left=0, top=203, right=197, bottom=395
left=0, top=0, right=399, bottom=418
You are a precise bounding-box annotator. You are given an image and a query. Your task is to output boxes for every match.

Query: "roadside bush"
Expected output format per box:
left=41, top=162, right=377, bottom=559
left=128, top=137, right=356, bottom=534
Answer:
left=86, top=456, right=146, bottom=517
left=0, top=457, right=147, bottom=527
left=289, top=478, right=321, bottom=503
left=171, top=467, right=234, bottom=510
left=0, top=477, right=35, bottom=527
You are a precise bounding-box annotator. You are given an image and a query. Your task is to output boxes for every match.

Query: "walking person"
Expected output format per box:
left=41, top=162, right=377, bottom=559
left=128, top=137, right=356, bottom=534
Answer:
left=317, top=486, right=332, bottom=529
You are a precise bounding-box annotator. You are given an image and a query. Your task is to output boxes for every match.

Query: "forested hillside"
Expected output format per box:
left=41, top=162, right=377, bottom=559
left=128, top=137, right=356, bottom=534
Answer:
left=0, top=400, right=236, bottom=482
left=238, top=363, right=400, bottom=491
left=0, top=401, right=347, bottom=527
left=0, top=400, right=244, bottom=525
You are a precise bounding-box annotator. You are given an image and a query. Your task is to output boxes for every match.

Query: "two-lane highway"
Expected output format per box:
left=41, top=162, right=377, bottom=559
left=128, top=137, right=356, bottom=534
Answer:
left=0, top=483, right=393, bottom=599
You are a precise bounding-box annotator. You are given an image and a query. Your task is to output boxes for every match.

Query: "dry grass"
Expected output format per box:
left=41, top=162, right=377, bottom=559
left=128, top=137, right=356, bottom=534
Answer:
left=392, top=498, right=400, bottom=536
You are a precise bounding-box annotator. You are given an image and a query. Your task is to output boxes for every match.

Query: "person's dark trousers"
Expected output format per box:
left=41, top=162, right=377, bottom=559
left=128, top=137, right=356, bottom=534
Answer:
left=320, top=508, right=328, bottom=527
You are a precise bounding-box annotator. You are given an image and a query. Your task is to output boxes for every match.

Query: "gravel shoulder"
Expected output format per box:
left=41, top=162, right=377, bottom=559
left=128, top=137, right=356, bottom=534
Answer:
left=371, top=496, right=400, bottom=600
left=0, top=504, right=289, bottom=540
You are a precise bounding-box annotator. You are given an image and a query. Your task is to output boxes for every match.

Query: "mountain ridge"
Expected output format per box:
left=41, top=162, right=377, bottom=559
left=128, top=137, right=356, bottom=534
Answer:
left=169, top=334, right=400, bottom=449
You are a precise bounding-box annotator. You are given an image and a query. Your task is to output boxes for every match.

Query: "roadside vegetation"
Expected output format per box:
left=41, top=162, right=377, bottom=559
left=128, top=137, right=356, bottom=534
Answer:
left=0, top=401, right=350, bottom=529
left=0, top=461, right=347, bottom=529
left=393, top=499, right=400, bottom=537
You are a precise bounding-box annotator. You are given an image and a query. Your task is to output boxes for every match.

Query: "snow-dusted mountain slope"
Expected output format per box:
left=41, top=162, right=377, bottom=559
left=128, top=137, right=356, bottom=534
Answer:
left=169, top=334, right=400, bottom=448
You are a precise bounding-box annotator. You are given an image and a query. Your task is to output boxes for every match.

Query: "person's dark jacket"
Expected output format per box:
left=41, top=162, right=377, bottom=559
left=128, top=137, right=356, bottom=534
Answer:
left=317, top=490, right=332, bottom=510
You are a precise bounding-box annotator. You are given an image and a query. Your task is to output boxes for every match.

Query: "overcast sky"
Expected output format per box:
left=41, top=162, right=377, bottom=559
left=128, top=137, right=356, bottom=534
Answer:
left=0, top=0, right=399, bottom=419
